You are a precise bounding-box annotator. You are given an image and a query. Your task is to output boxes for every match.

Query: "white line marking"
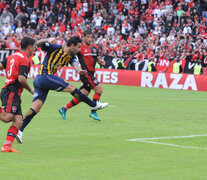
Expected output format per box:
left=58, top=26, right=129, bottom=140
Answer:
left=127, top=134, right=207, bottom=150
left=142, top=98, right=207, bottom=101
left=127, top=134, right=207, bottom=141
left=139, top=141, right=207, bottom=150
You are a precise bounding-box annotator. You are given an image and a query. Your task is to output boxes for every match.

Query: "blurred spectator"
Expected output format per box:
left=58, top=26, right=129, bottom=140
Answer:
left=93, top=13, right=103, bottom=27
left=0, top=0, right=206, bottom=71
left=1, top=23, right=12, bottom=36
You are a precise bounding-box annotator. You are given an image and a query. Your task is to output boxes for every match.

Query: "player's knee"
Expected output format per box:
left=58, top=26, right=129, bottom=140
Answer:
left=1, top=113, right=14, bottom=123
left=32, top=100, right=43, bottom=113
left=33, top=105, right=41, bottom=113
left=95, top=86, right=103, bottom=94
left=64, top=84, right=76, bottom=93
left=34, top=105, right=41, bottom=113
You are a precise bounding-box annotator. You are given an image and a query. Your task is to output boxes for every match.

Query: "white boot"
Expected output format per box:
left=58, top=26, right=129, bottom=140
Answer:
left=91, top=101, right=108, bottom=111
left=16, top=130, right=23, bottom=144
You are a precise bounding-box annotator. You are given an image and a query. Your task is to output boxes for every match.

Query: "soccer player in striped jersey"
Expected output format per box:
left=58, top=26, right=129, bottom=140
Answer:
left=16, top=36, right=108, bottom=144
left=58, top=30, right=106, bottom=121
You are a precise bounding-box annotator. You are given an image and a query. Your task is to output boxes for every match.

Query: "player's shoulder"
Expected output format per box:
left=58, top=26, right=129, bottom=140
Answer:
left=91, top=44, right=99, bottom=50
left=81, top=43, right=86, bottom=48
left=11, top=51, right=29, bottom=65
left=12, top=51, right=28, bottom=59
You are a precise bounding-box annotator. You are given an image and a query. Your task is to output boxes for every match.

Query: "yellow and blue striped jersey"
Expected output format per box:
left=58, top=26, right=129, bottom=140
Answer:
left=38, top=43, right=77, bottom=75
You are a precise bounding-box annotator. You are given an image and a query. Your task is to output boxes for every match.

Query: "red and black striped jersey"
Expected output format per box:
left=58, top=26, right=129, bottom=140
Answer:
left=2, top=51, right=30, bottom=96
left=77, top=43, right=99, bottom=72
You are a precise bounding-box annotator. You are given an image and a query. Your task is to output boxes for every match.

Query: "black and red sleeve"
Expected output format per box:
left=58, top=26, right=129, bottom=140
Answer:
left=19, top=65, right=30, bottom=78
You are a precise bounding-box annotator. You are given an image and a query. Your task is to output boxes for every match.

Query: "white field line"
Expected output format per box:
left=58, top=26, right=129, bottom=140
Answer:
left=127, top=134, right=207, bottom=141
left=127, top=134, right=207, bottom=150
left=138, top=141, right=207, bottom=150
left=142, top=98, right=207, bottom=101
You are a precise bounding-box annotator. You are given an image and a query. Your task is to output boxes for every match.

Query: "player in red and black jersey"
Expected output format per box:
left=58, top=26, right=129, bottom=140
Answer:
left=0, top=37, right=35, bottom=153
left=59, top=30, right=106, bottom=121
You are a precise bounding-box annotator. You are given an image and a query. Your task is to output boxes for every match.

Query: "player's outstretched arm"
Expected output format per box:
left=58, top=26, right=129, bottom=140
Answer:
left=35, top=38, right=56, bottom=48
left=71, top=61, right=87, bottom=75
left=18, top=75, right=34, bottom=94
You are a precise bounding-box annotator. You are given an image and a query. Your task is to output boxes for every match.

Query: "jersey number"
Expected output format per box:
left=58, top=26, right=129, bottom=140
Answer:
left=7, top=59, right=15, bottom=77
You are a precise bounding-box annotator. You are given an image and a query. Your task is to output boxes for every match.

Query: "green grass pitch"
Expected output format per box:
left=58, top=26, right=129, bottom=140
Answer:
left=0, top=77, right=207, bottom=180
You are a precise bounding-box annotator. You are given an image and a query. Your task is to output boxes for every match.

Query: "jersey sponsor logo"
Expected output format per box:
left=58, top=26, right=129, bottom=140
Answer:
left=84, top=53, right=97, bottom=56
left=12, top=106, right=17, bottom=113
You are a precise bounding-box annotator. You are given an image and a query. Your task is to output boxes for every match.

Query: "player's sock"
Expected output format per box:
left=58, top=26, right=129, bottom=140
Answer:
left=20, top=108, right=37, bottom=132
left=93, top=93, right=101, bottom=102
left=92, top=93, right=101, bottom=112
left=0, top=107, right=3, bottom=113
left=64, top=98, right=81, bottom=110
left=3, top=126, right=18, bottom=147
left=71, top=88, right=96, bottom=107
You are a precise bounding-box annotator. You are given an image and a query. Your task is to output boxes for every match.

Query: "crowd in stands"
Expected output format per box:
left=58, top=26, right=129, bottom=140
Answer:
left=0, top=0, right=207, bottom=69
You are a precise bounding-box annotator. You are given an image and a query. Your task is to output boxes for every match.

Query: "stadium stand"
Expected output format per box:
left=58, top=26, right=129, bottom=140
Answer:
left=0, top=0, right=207, bottom=73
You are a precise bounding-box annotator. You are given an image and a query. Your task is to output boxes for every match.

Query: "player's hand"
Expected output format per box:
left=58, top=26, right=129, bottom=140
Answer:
left=29, top=88, right=34, bottom=94
left=78, top=69, right=87, bottom=75
left=99, top=59, right=106, bottom=66
left=47, top=38, right=56, bottom=44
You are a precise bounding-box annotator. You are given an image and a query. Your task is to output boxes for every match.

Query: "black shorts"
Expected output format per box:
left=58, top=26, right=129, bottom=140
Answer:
left=80, top=72, right=99, bottom=92
left=0, top=88, right=22, bottom=116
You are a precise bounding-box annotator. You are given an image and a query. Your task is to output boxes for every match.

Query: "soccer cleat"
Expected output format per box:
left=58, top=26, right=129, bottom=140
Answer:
left=91, top=102, right=108, bottom=111
left=16, top=130, right=23, bottom=144
left=58, top=107, right=67, bottom=120
left=1, top=146, right=20, bottom=153
left=89, top=112, right=101, bottom=121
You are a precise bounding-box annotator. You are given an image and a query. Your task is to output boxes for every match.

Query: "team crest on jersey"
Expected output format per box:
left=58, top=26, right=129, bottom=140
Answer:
left=12, top=106, right=17, bottom=113
left=92, top=48, right=96, bottom=53
left=93, top=79, right=98, bottom=84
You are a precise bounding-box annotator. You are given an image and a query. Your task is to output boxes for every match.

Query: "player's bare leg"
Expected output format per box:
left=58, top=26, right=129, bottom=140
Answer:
left=16, top=99, right=43, bottom=144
